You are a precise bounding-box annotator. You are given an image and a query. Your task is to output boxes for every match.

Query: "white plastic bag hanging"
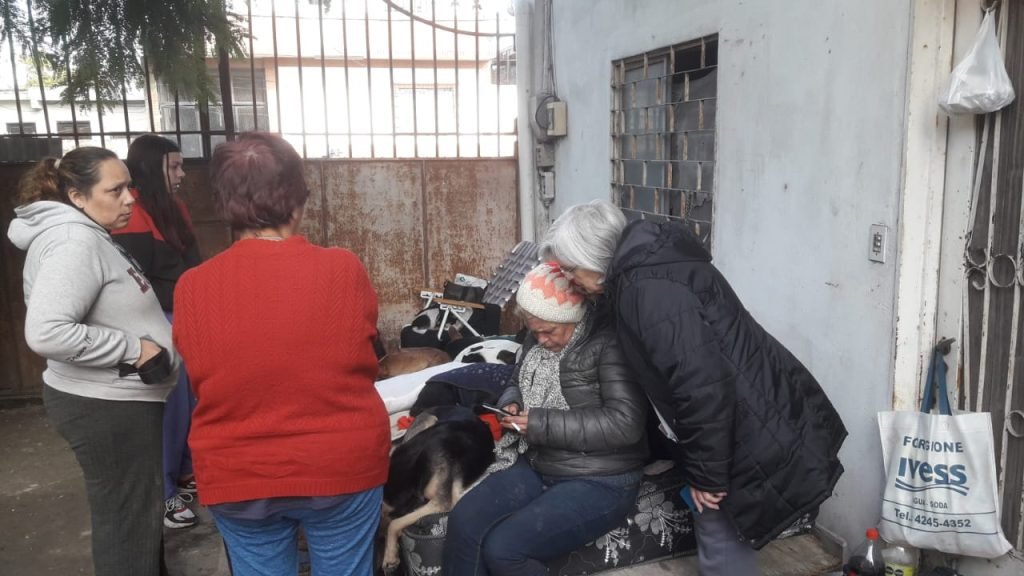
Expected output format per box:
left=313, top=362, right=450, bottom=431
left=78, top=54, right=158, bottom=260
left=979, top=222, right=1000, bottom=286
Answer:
left=938, top=8, right=1015, bottom=115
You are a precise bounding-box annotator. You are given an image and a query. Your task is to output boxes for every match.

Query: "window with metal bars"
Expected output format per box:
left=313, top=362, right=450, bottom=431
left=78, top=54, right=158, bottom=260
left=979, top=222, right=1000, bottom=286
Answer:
left=611, top=35, right=718, bottom=247
left=57, top=121, right=92, bottom=137
left=6, top=122, right=37, bottom=135
left=158, top=68, right=271, bottom=158
left=491, top=46, right=516, bottom=85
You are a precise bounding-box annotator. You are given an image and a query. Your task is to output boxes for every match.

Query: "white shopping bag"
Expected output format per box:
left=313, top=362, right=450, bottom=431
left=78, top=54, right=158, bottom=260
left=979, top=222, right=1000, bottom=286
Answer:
left=878, top=346, right=1012, bottom=558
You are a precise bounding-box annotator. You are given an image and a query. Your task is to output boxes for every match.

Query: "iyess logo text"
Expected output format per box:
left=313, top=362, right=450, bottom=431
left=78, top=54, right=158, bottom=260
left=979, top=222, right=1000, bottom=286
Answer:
left=895, top=435, right=970, bottom=496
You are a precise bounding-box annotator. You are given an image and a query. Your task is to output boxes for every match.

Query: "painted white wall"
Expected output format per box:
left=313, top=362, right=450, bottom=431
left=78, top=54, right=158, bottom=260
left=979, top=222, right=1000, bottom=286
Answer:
left=539, top=0, right=913, bottom=549
left=0, top=48, right=149, bottom=159
left=0, top=94, right=151, bottom=158
left=265, top=64, right=516, bottom=158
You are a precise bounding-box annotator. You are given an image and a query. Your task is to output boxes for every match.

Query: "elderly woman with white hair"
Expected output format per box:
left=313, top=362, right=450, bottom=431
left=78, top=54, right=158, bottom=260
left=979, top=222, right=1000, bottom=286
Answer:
left=441, top=262, right=648, bottom=576
left=541, top=200, right=847, bottom=576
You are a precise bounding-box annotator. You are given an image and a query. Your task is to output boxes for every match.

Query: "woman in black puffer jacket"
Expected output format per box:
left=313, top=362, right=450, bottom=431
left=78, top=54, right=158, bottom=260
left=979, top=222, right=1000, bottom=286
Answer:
left=442, top=262, right=648, bottom=576
left=541, top=200, right=847, bottom=576
left=499, top=307, right=649, bottom=479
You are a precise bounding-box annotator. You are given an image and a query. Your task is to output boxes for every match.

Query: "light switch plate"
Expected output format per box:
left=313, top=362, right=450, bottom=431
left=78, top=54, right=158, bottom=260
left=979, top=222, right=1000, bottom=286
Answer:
left=869, top=224, right=887, bottom=263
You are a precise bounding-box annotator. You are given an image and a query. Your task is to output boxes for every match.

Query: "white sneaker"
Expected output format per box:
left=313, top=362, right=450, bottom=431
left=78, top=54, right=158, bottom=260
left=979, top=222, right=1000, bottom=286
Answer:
left=164, top=494, right=198, bottom=529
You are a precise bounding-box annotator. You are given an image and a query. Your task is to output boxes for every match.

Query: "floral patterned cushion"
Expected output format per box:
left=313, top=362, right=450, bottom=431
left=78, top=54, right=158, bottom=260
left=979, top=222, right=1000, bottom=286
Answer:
left=547, top=468, right=698, bottom=574
left=398, top=467, right=698, bottom=576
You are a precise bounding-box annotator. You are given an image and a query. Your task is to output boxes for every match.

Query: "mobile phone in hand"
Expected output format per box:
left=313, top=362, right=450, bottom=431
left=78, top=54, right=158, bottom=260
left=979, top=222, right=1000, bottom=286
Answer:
left=680, top=486, right=701, bottom=516
left=479, top=403, right=515, bottom=418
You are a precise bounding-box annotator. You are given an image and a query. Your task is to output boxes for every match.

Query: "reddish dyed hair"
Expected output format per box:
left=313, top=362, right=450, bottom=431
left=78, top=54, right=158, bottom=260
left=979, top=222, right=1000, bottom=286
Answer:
left=209, top=132, right=309, bottom=230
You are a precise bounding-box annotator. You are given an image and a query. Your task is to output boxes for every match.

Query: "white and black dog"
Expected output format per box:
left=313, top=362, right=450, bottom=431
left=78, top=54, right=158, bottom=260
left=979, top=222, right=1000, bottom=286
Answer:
left=381, top=406, right=495, bottom=572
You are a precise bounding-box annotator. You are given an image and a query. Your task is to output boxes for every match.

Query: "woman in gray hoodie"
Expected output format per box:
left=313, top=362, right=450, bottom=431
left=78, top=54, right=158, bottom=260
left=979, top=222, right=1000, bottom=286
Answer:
left=7, top=146, right=179, bottom=576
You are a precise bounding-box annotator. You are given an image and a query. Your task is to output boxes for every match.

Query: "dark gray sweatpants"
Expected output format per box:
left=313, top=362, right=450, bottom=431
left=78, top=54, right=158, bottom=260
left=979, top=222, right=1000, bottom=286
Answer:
left=44, top=385, right=164, bottom=576
left=695, top=507, right=759, bottom=575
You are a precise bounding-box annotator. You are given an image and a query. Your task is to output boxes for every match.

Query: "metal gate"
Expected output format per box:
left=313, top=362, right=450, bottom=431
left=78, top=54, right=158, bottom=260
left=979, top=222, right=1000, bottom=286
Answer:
left=961, top=2, right=1024, bottom=550
left=1, top=0, right=517, bottom=161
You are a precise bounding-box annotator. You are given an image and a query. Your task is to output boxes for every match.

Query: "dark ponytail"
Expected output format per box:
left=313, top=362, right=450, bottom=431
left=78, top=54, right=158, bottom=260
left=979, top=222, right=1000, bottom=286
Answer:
left=17, top=147, right=119, bottom=206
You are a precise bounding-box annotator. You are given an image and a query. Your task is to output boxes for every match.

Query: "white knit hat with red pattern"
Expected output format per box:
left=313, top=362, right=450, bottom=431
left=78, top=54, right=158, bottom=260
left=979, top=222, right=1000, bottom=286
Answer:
left=515, top=262, right=585, bottom=324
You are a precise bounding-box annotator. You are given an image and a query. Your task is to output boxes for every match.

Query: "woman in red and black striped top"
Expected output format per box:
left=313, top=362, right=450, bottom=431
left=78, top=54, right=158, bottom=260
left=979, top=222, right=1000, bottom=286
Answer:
left=114, top=136, right=201, bottom=310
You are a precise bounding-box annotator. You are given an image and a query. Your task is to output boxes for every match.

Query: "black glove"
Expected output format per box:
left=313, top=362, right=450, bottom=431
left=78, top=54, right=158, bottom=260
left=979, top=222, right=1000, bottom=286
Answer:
left=117, top=345, right=174, bottom=385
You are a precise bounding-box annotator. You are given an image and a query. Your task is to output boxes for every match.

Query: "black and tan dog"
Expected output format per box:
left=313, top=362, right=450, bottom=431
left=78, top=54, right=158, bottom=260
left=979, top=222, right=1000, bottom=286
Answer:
left=381, top=406, right=495, bottom=572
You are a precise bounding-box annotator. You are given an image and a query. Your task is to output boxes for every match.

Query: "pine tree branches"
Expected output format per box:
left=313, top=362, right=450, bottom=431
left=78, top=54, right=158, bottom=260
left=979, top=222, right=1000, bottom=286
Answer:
left=1, top=0, right=245, bottom=106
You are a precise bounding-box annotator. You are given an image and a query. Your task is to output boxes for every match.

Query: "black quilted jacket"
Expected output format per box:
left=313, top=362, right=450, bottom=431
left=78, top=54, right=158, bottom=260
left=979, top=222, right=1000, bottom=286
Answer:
left=497, top=327, right=649, bottom=477
left=607, top=219, right=847, bottom=549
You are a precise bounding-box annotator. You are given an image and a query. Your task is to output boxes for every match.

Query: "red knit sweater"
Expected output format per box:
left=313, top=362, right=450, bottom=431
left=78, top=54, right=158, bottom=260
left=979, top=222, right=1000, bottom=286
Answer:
left=173, top=236, right=390, bottom=505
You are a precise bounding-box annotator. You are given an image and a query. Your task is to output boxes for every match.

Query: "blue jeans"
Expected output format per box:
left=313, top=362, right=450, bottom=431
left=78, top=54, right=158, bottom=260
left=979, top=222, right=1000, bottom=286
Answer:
left=443, top=459, right=642, bottom=576
left=162, top=311, right=195, bottom=500
left=212, top=487, right=382, bottom=576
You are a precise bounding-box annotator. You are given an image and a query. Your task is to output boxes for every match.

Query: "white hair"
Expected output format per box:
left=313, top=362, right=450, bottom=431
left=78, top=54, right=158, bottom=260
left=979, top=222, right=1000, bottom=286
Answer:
left=540, top=199, right=626, bottom=274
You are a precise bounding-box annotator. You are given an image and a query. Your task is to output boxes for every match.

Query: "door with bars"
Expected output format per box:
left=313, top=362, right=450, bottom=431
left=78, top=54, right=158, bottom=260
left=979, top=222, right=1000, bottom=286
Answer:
left=960, top=2, right=1024, bottom=551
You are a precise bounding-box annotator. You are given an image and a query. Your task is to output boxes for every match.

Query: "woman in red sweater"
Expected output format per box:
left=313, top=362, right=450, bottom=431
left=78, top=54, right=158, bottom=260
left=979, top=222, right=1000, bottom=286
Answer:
left=173, top=132, right=390, bottom=576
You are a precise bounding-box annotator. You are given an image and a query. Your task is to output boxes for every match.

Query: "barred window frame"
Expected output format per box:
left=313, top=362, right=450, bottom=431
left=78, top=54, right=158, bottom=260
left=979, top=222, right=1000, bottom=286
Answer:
left=611, top=35, right=718, bottom=248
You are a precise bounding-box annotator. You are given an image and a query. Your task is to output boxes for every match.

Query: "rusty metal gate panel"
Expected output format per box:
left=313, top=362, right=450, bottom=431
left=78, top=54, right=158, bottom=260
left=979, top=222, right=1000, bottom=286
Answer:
left=0, top=166, right=46, bottom=399
left=179, top=166, right=234, bottom=258
left=320, top=158, right=518, bottom=348
left=322, top=160, right=430, bottom=344
left=962, top=3, right=1024, bottom=550
left=422, top=160, right=519, bottom=287
left=302, top=162, right=328, bottom=247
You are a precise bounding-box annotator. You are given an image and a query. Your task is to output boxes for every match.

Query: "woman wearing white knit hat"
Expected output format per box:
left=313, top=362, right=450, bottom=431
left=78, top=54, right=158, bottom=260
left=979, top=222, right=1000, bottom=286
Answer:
left=442, top=262, right=649, bottom=576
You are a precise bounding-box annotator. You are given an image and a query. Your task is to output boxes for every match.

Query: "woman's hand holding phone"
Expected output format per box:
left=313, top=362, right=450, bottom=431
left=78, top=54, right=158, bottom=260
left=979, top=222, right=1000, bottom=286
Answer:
left=480, top=403, right=514, bottom=417
left=480, top=403, right=527, bottom=433
left=502, top=413, right=528, bottom=434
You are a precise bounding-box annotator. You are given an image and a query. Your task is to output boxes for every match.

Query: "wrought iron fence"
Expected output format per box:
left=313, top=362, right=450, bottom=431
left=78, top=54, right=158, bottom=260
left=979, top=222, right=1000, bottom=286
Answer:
left=0, top=0, right=517, bottom=162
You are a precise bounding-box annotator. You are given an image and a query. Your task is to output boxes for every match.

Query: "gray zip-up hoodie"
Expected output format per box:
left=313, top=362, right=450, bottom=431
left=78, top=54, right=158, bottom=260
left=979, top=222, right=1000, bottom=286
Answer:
left=8, top=201, right=177, bottom=402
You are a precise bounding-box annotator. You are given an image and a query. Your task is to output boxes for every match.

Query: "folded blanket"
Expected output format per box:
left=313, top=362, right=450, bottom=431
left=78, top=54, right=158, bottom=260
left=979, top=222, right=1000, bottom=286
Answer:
left=374, top=361, right=464, bottom=414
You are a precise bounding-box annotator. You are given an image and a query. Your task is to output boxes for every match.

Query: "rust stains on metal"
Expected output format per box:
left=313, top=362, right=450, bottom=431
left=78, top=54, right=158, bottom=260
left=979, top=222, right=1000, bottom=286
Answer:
left=321, top=160, right=428, bottom=347
left=422, top=160, right=519, bottom=289
left=321, top=159, right=518, bottom=349
left=0, top=165, right=46, bottom=398
left=302, top=162, right=326, bottom=246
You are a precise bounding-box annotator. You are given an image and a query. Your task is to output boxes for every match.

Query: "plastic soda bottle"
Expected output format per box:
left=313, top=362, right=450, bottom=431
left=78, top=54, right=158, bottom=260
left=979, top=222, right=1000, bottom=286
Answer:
left=843, top=528, right=885, bottom=576
left=882, top=541, right=918, bottom=576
